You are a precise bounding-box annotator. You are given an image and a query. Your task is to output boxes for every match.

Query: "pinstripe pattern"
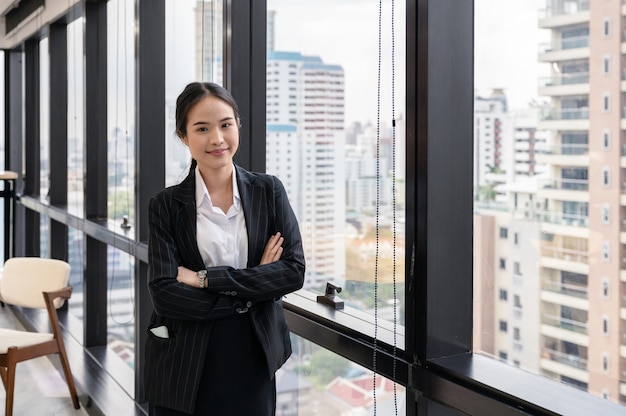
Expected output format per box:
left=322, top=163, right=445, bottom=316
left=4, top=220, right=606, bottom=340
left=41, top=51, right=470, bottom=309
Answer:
left=145, top=164, right=305, bottom=414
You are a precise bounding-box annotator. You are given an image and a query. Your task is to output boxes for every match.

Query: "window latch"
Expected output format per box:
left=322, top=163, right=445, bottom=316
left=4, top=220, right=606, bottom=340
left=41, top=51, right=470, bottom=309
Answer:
left=316, top=282, right=344, bottom=310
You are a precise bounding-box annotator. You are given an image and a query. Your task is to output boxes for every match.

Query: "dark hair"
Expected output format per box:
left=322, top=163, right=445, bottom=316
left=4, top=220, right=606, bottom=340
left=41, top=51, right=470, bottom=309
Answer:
left=175, top=82, right=241, bottom=140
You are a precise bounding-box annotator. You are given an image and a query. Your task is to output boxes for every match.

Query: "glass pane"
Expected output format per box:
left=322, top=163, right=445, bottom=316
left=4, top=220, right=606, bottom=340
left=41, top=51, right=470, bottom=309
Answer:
left=279, top=333, right=405, bottom=415
left=473, top=0, right=626, bottom=407
left=66, top=226, right=85, bottom=341
left=107, top=246, right=135, bottom=370
left=165, top=0, right=224, bottom=186
left=40, top=213, right=49, bottom=258
left=68, top=18, right=85, bottom=215
left=0, top=50, right=3, bottom=171
left=107, top=0, right=136, bottom=222
left=40, top=38, right=50, bottom=198
left=0, top=50, right=4, bottom=261
left=266, top=0, right=407, bottom=331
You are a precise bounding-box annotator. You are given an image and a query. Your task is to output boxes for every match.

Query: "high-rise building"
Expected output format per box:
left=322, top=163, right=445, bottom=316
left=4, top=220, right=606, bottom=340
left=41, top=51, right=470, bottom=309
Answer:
left=194, top=0, right=223, bottom=83
left=534, top=1, right=623, bottom=403
left=476, top=2, right=626, bottom=405
left=266, top=51, right=346, bottom=289
left=474, top=90, right=547, bottom=203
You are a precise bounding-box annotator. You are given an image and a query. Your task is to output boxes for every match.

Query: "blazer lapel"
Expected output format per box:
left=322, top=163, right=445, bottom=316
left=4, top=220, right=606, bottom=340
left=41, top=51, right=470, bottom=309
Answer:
left=236, top=165, right=269, bottom=267
left=172, top=168, right=205, bottom=269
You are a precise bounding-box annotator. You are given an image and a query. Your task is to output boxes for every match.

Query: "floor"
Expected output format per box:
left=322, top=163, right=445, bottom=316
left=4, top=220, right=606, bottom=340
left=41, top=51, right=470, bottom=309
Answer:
left=0, top=304, right=95, bottom=416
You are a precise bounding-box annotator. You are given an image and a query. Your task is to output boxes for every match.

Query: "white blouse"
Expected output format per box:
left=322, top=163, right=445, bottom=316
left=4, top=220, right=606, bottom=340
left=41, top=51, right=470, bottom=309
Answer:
left=195, top=167, right=248, bottom=269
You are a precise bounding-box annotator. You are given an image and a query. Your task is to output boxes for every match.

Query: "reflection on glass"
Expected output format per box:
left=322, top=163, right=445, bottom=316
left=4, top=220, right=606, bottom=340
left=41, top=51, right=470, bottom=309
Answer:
left=107, top=0, right=136, bottom=221
left=279, top=333, right=405, bottom=415
left=473, top=0, right=625, bottom=407
left=40, top=38, right=49, bottom=198
left=107, top=246, right=135, bottom=370
left=68, top=19, right=85, bottom=214
left=266, top=0, right=406, bottom=330
left=66, top=227, right=84, bottom=341
left=0, top=50, right=4, bottom=261
left=39, top=214, right=49, bottom=259
left=165, top=0, right=223, bottom=186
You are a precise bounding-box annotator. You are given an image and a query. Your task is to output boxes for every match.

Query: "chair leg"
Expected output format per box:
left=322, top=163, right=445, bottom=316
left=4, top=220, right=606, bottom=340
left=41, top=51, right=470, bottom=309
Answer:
left=0, top=364, right=7, bottom=388
left=4, top=351, right=17, bottom=416
left=57, top=347, right=80, bottom=409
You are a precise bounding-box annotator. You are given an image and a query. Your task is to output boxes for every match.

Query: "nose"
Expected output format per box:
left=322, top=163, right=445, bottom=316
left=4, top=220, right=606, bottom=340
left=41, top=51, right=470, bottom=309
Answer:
left=209, top=127, right=224, bottom=145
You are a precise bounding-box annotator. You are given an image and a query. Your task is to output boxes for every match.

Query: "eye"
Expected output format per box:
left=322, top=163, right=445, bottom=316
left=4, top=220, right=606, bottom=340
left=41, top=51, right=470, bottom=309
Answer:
left=197, top=127, right=208, bottom=132
left=221, top=122, right=232, bottom=128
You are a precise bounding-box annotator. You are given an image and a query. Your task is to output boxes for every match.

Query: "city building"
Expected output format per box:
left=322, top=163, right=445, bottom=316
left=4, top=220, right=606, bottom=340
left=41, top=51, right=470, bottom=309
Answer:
left=266, top=51, right=346, bottom=289
left=536, top=1, right=625, bottom=403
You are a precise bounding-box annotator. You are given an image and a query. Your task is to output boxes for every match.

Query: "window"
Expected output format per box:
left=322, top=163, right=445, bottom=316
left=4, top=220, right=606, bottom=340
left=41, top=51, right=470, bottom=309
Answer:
left=499, top=258, right=506, bottom=270
left=601, top=278, right=610, bottom=299
left=513, top=261, right=521, bottom=275
left=602, top=55, right=610, bottom=75
left=513, top=232, right=518, bottom=245
left=601, top=204, right=610, bottom=224
left=601, top=241, right=610, bottom=262
left=602, top=92, right=610, bottom=112
left=601, top=353, right=609, bottom=372
left=603, top=18, right=610, bottom=37
left=499, top=351, right=508, bottom=361
left=499, top=320, right=508, bottom=332
left=602, top=315, right=609, bottom=336
left=601, top=167, right=610, bottom=187
left=499, top=288, right=508, bottom=301
left=499, top=227, right=508, bottom=239
left=601, top=129, right=610, bottom=150
left=266, top=0, right=407, bottom=329
left=513, top=327, right=520, bottom=341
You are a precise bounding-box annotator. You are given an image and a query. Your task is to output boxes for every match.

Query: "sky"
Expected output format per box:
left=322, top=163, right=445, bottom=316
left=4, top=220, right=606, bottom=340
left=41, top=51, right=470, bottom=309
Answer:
left=166, top=0, right=548, bottom=122
left=474, top=0, right=550, bottom=110
left=167, top=0, right=406, bottom=126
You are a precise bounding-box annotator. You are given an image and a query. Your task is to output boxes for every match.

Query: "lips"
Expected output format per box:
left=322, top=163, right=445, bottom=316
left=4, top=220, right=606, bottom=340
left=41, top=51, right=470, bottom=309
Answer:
left=208, top=148, right=228, bottom=156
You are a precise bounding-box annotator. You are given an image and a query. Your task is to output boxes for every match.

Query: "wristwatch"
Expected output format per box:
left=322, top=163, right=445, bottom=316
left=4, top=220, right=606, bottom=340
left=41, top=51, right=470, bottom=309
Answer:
left=197, top=269, right=207, bottom=288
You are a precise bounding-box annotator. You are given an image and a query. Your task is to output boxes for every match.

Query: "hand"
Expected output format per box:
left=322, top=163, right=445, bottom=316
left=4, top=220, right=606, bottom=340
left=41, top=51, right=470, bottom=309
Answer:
left=260, top=232, right=284, bottom=265
left=176, top=266, right=201, bottom=287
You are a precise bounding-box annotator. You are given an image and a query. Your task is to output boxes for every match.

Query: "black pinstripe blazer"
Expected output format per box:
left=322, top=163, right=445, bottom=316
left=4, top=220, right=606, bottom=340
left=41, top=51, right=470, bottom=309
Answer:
left=144, top=164, right=305, bottom=413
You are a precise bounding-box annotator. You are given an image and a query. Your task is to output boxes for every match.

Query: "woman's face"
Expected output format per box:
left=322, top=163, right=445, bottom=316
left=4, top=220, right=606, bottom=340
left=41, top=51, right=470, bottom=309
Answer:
left=181, top=95, right=239, bottom=174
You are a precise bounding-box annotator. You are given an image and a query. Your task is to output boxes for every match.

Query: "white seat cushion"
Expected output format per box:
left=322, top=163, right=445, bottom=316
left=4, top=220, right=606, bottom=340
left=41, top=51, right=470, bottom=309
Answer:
left=0, top=328, right=54, bottom=354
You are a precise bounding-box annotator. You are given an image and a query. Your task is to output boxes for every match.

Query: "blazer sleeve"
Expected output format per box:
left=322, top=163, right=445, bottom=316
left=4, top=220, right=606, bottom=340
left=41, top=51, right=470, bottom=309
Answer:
left=147, top=193, right=242, bottom=321
left=205, top=176, right=306, bottom=301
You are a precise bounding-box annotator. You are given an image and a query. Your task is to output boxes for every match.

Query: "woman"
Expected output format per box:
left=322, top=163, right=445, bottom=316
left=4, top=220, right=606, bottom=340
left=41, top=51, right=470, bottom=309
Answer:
left=145, top=82, right=305, bottom=415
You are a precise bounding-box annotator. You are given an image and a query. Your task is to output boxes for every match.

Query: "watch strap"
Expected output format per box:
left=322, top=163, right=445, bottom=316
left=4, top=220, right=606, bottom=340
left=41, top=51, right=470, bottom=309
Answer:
left=197, top=270, right=207, bottom=288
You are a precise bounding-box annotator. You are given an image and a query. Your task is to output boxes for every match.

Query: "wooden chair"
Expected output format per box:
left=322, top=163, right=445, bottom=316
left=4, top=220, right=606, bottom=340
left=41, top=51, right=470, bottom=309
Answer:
left=0, top=257, right=80, bottom=416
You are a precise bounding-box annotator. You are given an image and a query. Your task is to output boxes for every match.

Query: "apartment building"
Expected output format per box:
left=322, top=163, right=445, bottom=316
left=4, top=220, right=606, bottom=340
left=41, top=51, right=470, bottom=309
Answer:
left=266, top=51, right=346, bottom=289
left=536, top=0, right=625, bottom=403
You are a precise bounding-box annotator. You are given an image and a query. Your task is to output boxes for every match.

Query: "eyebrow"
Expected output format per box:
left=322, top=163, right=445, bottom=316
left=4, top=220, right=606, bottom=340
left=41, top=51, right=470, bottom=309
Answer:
left=191, top=116, right=235, bottom=126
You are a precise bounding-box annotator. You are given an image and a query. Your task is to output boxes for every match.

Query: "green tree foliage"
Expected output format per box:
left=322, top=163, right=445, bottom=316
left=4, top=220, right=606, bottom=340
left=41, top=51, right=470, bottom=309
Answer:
left=307, top=348, right=352, bottom=388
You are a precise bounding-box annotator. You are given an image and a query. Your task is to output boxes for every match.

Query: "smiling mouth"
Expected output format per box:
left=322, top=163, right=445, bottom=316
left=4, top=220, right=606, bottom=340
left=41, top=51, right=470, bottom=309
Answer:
left=208, top=148, right=228, bottom=155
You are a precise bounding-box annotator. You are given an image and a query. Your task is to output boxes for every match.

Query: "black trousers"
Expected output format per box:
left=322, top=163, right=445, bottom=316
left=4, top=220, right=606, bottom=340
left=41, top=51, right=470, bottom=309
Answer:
left=151, top=313, right=276, bottom=416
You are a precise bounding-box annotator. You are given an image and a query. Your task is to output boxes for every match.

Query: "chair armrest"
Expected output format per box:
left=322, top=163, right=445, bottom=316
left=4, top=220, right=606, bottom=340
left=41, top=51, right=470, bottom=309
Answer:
left=43, top=286, right=73, bottom=310
left=44, top=286, right=73, bottom=300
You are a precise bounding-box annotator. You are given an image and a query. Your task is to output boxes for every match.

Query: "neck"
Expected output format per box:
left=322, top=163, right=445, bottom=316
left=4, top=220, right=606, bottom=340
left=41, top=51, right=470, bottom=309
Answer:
left=197, top=164, right=233, bottom=193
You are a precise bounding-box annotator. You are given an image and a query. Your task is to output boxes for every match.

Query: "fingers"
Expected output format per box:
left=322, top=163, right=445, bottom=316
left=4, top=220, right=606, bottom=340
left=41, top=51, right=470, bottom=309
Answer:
left=272, top=246, right=283, bottom=262
left=260, top=232, right=284, bottom=265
